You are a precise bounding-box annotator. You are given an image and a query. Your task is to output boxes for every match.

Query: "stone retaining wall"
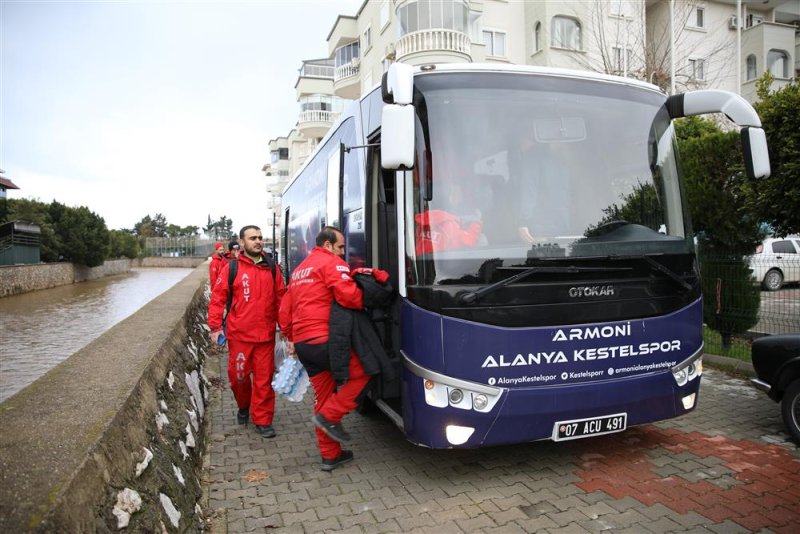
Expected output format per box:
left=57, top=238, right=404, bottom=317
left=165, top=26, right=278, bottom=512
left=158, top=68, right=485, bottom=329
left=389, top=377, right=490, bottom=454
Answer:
left=0, top=265, right=213, bottom=532
left=0, top=257, right=208, bottom=297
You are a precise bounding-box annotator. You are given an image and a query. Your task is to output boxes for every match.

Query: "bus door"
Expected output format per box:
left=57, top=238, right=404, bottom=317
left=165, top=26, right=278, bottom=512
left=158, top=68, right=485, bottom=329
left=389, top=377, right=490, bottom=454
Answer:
left=367, top=142, right=403, bottom=404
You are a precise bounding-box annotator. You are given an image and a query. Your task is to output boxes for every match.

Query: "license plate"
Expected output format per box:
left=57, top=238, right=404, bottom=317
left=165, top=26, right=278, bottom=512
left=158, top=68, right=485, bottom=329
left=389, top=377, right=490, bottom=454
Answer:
left=553, top=413, right=627, bottom=441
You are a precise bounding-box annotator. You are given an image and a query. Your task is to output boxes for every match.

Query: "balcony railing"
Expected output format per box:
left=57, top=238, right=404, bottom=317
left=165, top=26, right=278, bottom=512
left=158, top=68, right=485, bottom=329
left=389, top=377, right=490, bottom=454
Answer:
left=396, top=29, right=471, bottom=59
left=298, top=110, right=340, bottom=125
left=334, top=62, right=360, bottom=82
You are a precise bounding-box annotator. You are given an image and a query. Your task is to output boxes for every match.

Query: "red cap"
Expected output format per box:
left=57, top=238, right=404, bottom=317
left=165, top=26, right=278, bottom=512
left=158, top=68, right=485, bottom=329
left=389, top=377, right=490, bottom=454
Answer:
left=214, top=241, right=224, bottom=250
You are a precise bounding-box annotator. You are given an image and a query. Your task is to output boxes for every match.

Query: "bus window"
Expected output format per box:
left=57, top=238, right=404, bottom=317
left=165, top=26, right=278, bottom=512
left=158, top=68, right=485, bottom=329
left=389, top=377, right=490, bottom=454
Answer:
left=326, top=147, right=340, bottom=228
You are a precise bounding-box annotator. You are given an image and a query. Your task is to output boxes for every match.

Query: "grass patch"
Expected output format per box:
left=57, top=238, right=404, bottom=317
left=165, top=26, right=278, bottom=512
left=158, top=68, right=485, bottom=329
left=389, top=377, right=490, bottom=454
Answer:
left=703, top=325, right=752, bottom=363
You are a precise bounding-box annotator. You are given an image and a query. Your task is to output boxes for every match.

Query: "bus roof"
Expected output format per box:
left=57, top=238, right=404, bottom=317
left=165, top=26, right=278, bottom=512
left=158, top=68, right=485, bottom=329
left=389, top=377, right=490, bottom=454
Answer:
left=282, top=63, right=665, bottom=195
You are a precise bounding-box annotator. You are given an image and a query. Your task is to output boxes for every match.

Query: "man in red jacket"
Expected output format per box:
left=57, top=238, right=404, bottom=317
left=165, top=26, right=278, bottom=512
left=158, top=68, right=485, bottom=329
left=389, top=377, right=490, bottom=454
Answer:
left=208, top=225, right=286, bottom=438
left=208, top=241, right=226, bottom=287
left=278, top=226, right=371, bottom=471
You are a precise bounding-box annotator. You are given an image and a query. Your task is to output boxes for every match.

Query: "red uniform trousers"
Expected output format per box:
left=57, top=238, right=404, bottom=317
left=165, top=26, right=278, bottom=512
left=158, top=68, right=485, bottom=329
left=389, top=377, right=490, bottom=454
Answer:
left=310, top=350, right=371, bottom=460
left=227, top=338, right=276, bottom=426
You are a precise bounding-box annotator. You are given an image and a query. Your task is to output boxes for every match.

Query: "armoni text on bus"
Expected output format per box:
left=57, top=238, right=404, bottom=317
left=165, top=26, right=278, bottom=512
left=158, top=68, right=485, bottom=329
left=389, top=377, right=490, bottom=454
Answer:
left=280, top=63, right=770, bottom=449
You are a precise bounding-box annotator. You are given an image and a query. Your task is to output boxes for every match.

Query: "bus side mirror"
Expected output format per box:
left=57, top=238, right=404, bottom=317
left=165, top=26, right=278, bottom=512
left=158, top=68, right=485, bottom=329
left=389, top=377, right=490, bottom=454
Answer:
left=382, top=63, right=414, bottom=104
left=381, top=104, right=415, bottom=169
left=741, top=127, right=770, bottom=179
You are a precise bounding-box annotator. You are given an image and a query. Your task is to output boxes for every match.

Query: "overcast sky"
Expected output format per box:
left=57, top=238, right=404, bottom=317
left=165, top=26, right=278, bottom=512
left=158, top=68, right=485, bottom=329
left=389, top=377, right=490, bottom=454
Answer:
left=1, top=0, right=363, bottom=232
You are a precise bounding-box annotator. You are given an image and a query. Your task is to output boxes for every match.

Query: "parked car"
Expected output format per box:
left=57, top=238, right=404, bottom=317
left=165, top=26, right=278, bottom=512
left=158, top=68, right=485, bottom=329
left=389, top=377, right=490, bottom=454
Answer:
left=749, top=235, right=800, bottom=291
left=750, top=334, right=800, bottom=444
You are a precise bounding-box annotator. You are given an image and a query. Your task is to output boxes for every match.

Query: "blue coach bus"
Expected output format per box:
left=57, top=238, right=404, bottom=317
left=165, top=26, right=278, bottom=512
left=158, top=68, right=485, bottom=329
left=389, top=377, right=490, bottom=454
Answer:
left=280, top=63, right=770, bottom=448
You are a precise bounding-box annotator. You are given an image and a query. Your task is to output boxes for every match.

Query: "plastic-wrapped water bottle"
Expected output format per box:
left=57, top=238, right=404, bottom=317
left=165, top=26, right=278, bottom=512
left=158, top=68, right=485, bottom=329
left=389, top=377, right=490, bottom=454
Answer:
left=272, top=357, right=304, bottom=397
left=286, top=367, right=309, bottom=402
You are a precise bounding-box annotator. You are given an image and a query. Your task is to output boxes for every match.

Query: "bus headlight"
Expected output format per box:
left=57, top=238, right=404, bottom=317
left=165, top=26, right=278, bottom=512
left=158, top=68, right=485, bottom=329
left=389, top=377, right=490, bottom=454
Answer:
left=671, top=352, right=703, bottom=387
left=422, top=378, right=501, bottom=412
left=673, top=368, right=688, bottom=386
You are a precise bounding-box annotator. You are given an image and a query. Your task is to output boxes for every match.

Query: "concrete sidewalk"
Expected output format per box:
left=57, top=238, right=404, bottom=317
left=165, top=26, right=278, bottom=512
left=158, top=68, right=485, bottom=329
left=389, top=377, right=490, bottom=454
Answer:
left=203, top=356, right=799, bottom=533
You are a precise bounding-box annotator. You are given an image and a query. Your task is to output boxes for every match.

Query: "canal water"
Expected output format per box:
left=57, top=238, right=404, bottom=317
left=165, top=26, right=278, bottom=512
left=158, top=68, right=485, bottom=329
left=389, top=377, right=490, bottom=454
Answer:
left=0, top=268, right=193, bottom=403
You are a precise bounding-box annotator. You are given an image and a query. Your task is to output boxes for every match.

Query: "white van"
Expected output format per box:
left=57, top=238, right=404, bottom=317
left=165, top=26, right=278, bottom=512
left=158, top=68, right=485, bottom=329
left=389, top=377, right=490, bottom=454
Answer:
left=750, top=236, right=800, bottom=290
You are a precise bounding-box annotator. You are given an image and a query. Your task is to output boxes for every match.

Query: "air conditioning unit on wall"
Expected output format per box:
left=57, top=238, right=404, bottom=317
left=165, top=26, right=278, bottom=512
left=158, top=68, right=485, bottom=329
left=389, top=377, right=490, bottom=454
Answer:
left=728, top=15, right=738, bottom=30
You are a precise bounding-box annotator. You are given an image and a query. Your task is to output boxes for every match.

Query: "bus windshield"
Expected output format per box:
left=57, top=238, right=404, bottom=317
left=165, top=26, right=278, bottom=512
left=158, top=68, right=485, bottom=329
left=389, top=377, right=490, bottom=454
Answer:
left=405, top=72, right=694, bottom=287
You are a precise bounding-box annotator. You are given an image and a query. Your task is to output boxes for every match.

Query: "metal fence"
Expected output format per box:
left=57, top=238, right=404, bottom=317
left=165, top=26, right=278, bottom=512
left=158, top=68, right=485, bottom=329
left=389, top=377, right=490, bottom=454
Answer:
left=143, top=237, right=218, bottom=258
left=701, top=252, right=800, bottom=360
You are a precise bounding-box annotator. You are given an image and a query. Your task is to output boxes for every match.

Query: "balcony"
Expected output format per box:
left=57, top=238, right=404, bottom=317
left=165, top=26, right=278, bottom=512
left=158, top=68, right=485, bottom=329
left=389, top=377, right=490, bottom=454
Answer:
left=741, top=21, right=797, bottom=102
left=297, top=110, right=340, bottom=139
left=396, top=29, right=471, bottom=64
left=333, top=61, right=360, bottom=99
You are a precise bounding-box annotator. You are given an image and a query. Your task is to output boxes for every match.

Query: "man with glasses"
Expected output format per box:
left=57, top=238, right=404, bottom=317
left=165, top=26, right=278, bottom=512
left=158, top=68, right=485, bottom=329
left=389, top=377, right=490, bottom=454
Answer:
left=278, top=226, right=371, bottom=471
left=209, top=225, right=286, bottom=438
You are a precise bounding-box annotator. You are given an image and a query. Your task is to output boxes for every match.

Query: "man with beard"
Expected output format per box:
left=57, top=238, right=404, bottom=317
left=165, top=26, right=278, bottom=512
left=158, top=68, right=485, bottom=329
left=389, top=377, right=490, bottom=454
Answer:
left=209, top=225, right=286, bottom=438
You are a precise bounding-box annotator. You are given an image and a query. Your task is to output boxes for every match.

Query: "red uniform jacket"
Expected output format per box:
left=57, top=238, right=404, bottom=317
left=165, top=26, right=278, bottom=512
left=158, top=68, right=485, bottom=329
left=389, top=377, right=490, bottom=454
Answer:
left=415, top=209, right=482, bottom=255
left=209, top=254, right=226, bottom=286
left=208, top=253, right=286, bottom=343
left=278, top=246, right=363, bottom=344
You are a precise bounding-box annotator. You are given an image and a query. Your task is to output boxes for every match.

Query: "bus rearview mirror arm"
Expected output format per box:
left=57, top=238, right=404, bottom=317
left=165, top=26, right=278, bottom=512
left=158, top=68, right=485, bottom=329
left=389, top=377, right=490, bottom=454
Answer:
left=666, top=90, right=770, bottom=179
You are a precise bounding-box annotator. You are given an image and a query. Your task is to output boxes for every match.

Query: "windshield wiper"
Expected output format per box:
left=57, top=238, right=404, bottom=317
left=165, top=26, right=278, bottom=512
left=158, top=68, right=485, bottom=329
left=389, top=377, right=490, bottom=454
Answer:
left=637, top=255, right=694, bottom=292
left=459, top=265, right=629, bottom=305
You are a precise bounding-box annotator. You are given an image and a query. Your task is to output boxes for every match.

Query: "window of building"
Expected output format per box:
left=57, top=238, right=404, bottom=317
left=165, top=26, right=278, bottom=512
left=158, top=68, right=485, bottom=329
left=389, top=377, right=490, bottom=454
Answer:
left=768, top=49, right=789, bottom=78
left=396, top=0, right=469, bottom=36
left=746, top=55, right=757, bottom=81
left=691, top=6, right=705, bottom=28
left=551, top=16, right=581, bottom=50
left=533, top=21, right=542, bottom=52
left=610, top=0, right=633, bottom=18
left=688, top=57, right=705, bottom=81
left=300, top=94, right=347, bottom=113
left=363, top=25, right=372, bottom=51
left=483, top=30, right=506, bottom=57
left=271, top=148, right=289, bottom=163
left=335, top=41, right=360, bottom=67
left=380, top=0, right=390, bottom=30
left=612, top=46, right=632, bottom=73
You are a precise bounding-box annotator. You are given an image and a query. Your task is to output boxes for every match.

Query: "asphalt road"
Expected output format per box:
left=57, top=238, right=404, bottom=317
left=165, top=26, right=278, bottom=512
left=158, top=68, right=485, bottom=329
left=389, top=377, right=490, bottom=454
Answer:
left=203, top=357, right=799, bottom=533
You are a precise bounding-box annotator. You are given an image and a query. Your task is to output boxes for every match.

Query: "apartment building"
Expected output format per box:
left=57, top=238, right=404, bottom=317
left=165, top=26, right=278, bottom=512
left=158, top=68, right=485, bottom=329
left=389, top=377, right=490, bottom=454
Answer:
left=262, top=0, right=799, bottom=233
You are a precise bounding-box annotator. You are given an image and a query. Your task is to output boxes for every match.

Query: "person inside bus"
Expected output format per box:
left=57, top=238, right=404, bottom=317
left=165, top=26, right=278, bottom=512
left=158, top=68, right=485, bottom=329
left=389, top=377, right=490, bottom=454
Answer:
left=508, top=122, right=571, bottom=244
left=414, top=169, right=483, bottom=255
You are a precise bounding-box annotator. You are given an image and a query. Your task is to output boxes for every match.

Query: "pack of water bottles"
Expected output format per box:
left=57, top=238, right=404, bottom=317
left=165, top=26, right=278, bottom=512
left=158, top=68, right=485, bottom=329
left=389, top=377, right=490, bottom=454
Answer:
left=272, top=354, right=309, bottom=402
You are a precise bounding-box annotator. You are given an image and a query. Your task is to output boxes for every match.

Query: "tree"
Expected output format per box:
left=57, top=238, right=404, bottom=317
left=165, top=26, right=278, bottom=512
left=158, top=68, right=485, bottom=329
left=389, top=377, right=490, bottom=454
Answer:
left=133, top=213, right=168, bottom=237
left=204, top=215, right=235, bottom=240
left=677, top=117, right=764, bottom=347
left=49, top=202, right=110, bottom=267
left=677, top=117, right=764, bottom=252
left=750, top=75, right=800, bottom=236
left=109, top=229, right=140, bottom=259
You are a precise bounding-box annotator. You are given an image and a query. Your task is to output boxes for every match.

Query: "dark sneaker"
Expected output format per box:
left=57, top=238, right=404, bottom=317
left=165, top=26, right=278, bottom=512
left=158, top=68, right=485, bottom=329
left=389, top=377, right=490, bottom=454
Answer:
left=237, top=408, right=249, bottom=425
left=321, top=450, right=354, bottom=472
left=255, top=425, right=276, bottom=438
left=313, top=414, right=352, bottom=443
